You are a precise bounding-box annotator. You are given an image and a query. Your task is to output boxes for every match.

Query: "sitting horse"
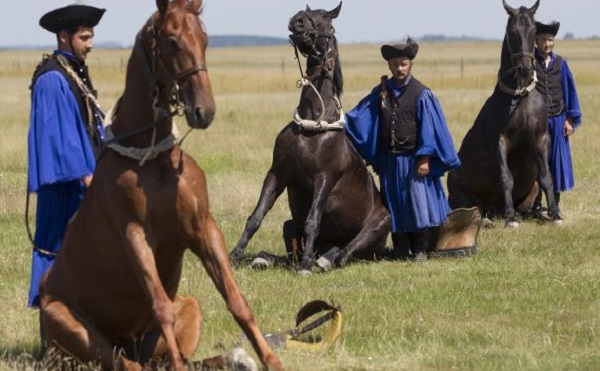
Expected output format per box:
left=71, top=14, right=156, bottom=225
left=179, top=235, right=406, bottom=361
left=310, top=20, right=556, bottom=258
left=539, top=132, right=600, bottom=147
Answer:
left=229, top=2, right=390, bottom=275
left=39, top=1, right=283, bottom=370
left=447, top=0, right=561, bottom=228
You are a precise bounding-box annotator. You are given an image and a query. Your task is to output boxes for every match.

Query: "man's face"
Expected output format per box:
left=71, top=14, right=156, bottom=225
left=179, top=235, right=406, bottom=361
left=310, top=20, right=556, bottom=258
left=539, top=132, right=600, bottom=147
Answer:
left=60, top=26, right=95, bottom=61
left=388, top=56, right=412, bottom=83
left=536, top=33, right=555, bottom=56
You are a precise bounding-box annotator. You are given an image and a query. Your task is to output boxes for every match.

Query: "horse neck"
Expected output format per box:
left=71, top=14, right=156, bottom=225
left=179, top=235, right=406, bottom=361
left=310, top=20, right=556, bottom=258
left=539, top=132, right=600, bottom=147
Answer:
left=297, top=57, right=341, bottom=121
left=111, top=38, right=173, bottom=148
left=499, top=36, right=514, bottom=78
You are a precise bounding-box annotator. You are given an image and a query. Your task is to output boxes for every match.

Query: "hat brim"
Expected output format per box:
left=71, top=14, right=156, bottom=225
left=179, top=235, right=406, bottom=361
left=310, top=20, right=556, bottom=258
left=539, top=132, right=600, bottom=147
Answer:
left=535, top=21, right=560, bottom=36
left=381, top=43, right=419, bottom=61
left=40, top=5, right=105, bottom=34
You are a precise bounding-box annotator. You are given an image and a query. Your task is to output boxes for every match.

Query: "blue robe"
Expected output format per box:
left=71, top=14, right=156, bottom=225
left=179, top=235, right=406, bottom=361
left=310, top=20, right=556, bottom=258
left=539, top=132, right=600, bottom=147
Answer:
left=535, top=50, right=582, bottom=192
left=27, top=54, right=97, bottom=307
left=345, top=77, right=460, bottom=233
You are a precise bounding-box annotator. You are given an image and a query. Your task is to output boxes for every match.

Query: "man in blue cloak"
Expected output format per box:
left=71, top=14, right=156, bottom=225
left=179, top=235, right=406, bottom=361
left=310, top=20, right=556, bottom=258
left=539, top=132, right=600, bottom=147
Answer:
left=27, top=4, right=106, bottom=308
left=532, top=21, right=582, bottom=219
left=345, top=38, right=460, bottom=262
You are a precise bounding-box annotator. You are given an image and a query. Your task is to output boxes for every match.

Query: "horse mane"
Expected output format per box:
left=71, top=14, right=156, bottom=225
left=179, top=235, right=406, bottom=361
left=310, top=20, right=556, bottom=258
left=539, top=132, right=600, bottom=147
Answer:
left=331, top=36, right=343, bottom=96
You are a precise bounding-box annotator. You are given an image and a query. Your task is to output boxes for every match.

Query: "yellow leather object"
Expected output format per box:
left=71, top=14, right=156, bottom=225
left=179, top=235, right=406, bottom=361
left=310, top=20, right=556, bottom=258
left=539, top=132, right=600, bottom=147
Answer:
left=265, top=300, right=343, bottom=353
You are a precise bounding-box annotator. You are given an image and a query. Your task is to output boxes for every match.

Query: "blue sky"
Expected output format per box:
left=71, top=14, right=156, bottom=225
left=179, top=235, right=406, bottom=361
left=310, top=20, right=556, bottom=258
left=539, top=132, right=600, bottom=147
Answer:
left=1, top=0, right=596, bottom=47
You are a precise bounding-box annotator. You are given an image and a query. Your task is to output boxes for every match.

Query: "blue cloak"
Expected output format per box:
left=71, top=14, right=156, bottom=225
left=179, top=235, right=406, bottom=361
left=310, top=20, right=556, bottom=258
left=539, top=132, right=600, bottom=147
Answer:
left=27, top=65, right=97, bottom=307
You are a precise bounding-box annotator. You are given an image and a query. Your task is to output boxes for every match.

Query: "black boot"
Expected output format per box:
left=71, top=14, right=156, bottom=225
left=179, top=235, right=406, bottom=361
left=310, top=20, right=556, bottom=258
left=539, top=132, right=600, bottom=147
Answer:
left=530, top=188, right=543, bottom=219
left=551, top=191, right=563, bottom=220
left=387, top=232, right=412, bottom=261
left=413, top=228, right=429, bottom=262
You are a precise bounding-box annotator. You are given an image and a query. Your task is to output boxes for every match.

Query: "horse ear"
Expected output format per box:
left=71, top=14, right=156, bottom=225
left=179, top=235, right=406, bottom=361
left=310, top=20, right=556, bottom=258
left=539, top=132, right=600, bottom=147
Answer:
left=305, top=5, right=311, bottom=12
left=189, top=0, right=202, bottom=12
left=156, top=0, right=169, bottom=14
left=329, top=1, right=342, bottom=19
left=502, top=0, right=516, bottom=15
left=528, top=0, right=540, bottom=14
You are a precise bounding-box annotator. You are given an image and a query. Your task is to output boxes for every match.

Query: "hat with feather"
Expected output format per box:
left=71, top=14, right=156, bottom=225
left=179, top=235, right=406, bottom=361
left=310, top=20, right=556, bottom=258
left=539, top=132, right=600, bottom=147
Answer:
left=39, top=4, right=106, bottom=34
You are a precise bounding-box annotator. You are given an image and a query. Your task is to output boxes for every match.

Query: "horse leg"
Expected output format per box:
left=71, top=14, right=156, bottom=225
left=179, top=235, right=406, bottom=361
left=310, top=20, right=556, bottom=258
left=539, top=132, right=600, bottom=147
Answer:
left=283, top=219, right=304, bottom=266
left=230, top=170, right=286, bottom=267
left=334, top=208, right=390, bottom=268
left=191, top=215, right=283, bottom=370
left=297, top=176, right=335, bottom=275
left=122, top=223, right=186, bottom=371
left=149, top=295, right=202, bottom=362
left=497, top=136, right=518, bottom=228
left=536, top=133, right=561, bottom=222
left=41, top=298, right=140, bottom=370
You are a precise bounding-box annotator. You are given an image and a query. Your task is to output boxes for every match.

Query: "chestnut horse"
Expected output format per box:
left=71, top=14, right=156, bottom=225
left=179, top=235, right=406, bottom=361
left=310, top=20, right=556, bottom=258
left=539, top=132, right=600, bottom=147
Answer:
left=229, top=2, right=390, bottom=275
left=447, top=0, right=561, bottom=228
left=38, top=1, right=282, bottom=370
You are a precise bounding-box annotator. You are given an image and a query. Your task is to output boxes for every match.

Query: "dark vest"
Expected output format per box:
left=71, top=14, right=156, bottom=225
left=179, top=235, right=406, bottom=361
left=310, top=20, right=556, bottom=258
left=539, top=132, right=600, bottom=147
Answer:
left=535, top=55, right=564, bottom=116
left=30, top=55, right=104, bottom=157
left=379, top=77, right=427, bottom=154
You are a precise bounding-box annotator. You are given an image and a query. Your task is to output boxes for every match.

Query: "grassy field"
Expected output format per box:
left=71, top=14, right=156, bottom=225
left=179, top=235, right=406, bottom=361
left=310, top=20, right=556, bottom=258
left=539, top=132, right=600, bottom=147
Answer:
left=0, top=39, right=599, bottom=370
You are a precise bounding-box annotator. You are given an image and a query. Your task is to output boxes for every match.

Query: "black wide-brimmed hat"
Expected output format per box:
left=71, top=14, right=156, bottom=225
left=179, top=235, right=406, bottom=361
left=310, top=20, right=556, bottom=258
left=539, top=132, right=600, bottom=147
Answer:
left=39, top=4, right=106, bottom=34
left=535, top=21, right=560, bottom=36
left=381, top=38, right=419, bottom=61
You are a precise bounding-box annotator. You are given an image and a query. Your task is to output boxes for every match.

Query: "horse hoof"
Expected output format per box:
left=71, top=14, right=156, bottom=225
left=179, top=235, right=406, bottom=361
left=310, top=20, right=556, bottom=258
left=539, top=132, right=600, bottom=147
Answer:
left=482, top=217, right=495, bottom=229
left=231, top=347, right=258, bottom=371
left=296, top=269, right=312, bottom=277
left=250, top=257, right=269, bottom=269
left=550, top=219, right=564, bottom=227
left=505, top=221, right=520, bottom=229
left=315, top=256, right=333, bottom=272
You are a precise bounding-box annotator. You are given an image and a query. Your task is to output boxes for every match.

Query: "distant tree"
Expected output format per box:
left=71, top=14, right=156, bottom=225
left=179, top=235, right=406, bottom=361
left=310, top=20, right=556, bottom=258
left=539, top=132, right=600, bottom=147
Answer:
left=563, top=32, right=575, bottom=40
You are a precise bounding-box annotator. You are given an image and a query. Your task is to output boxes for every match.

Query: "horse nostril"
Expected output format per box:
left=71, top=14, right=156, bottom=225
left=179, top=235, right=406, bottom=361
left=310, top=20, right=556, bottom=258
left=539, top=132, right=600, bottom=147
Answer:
left=195, top=106, right=214, bottom=126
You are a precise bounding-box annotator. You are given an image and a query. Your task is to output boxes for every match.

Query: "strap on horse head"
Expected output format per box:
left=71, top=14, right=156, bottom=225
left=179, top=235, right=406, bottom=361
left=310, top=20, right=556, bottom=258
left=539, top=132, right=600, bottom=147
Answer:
left=263, top=300, right=343, bottom=353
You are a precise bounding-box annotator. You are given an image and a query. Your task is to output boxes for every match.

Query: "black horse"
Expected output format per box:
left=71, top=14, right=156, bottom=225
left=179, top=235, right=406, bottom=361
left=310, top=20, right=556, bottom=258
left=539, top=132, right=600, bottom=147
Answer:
left=229, top=2, right=390, bottom=275
left=447, top=0, right=561, bottom=228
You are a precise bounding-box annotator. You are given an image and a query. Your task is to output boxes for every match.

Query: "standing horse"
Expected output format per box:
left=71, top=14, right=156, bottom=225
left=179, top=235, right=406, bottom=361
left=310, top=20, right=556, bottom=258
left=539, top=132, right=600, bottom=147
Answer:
left=229, top=2, right=390, bottom=275
left=447, top=0, right=561, bottom=228
left=39, top=1, right=283, bottom=370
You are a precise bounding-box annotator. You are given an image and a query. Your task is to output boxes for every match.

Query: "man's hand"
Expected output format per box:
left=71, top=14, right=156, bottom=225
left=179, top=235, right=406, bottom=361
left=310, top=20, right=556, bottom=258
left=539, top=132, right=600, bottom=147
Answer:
left=82, top=175, right=93, bottom=188
left=564, top=118, right=574, bottom=137
left=416, top=156, right=430, bottom=177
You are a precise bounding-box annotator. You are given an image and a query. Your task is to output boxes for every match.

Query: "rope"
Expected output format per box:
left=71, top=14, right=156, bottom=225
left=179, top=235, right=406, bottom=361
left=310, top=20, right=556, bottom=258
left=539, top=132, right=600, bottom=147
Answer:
left=292, top=78, right=344, bottom=131
left=104, top=124, right=179, bottom=165
left=498, top=70, right=538, bottom=97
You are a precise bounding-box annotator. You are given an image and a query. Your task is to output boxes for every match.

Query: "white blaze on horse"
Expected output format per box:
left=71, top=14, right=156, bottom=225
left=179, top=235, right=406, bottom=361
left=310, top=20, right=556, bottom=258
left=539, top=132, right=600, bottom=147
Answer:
left=39, top=1, right=283, bottom=370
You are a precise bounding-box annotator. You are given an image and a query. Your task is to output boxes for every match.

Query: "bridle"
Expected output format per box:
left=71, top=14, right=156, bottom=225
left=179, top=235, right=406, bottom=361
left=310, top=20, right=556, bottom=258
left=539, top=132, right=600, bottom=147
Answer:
left=498, top=20, right=537, bottom=97
left=289, top=11, right=337, bottom=79
left=106, top=14, right=207, bottom=146
left=289, top=11, right=344, bottom=131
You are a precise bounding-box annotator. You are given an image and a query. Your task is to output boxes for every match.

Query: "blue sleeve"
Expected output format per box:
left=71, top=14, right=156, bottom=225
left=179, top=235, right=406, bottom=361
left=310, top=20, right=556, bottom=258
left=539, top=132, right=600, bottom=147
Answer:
left=344, top=86, right=381, bottom=172
left=27, top=71, right=97, bottom=192
left=560, top=59, right=582, bottom=129
left=415, top=89, right=461, bottom=177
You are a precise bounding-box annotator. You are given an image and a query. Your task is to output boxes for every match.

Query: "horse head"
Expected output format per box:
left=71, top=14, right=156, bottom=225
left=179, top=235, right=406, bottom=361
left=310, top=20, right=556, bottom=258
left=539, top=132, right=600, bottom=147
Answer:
left=144, top=0, right=215, bottom=129
left=288, top=2, right=343, bottom=95
left=499, top=0, right=539, bottom=95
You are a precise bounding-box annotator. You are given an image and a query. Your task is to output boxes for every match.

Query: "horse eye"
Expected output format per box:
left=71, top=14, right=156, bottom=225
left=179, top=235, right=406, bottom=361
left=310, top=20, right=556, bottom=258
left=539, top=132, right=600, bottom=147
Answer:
left=166, top=36, right=181, bottom=54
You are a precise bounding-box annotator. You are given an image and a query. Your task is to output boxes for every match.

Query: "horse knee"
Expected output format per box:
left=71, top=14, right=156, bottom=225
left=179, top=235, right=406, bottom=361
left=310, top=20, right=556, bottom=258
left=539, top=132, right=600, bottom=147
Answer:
left=42, top=300, right=115, bottom=369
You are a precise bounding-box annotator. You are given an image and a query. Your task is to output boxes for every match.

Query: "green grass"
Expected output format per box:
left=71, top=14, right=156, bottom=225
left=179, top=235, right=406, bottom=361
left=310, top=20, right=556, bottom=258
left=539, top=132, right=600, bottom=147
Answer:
left=1, top=40, right=599, bottom=370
